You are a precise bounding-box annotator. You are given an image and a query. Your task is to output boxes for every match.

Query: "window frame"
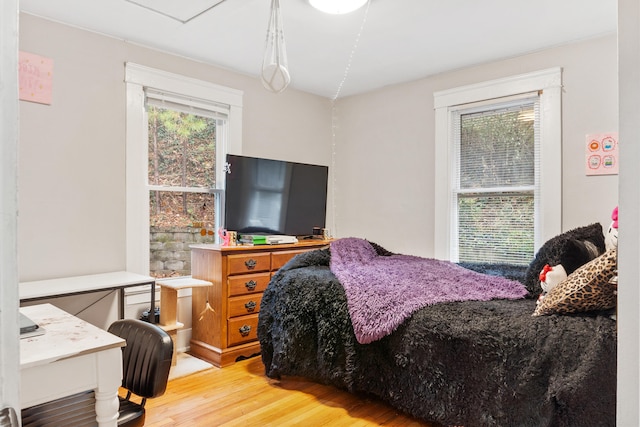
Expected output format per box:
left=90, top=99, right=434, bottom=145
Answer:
left=125, top=63, right=243, bottom=274
left=433, top=68, right=562, bottom=261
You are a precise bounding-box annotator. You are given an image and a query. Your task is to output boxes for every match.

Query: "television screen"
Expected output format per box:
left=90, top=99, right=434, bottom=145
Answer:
left=224, top=154, right=328, bottom=237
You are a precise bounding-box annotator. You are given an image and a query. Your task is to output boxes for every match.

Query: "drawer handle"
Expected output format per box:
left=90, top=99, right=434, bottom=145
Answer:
left=244, top=259, right=257, bottom=269
left=239, top=325, right=251, bottom=337
left=245, top=300, right=257, bottom=312
left=245, top=280, right=257, bottom=291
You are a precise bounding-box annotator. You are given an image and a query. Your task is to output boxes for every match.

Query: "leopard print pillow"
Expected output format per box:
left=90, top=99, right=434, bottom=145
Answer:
left=534, top=248, right=617, bottom=316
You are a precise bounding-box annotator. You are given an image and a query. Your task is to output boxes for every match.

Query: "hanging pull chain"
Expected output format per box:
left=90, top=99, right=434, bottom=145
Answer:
left=261, top=0, right=291, bottom=93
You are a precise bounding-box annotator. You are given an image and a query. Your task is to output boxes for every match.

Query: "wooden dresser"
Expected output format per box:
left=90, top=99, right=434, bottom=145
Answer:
left=189, top=240, right=331, bottom=367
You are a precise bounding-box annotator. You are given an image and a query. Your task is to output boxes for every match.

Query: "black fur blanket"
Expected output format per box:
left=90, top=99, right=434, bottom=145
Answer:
left=257, top=248, right=617, bottom=427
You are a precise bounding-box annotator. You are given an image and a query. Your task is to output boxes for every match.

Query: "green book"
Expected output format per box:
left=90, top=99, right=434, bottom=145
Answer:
left=251, top=235, right=267, bottom=245
left=239, top=234, right=268, bottom=245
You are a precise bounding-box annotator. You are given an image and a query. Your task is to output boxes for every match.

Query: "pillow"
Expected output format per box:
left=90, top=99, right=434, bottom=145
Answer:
left=523, top=223, right=605, bottom=296
left=533, top=248, right=617, bottom=316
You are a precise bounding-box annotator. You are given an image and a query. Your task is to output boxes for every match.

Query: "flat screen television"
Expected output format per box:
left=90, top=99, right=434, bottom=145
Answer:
left=224, top=154, right=328, bottom=237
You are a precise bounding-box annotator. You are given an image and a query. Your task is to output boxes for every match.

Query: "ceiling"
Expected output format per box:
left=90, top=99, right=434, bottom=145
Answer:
left=19, top=0, right=617, bottom=99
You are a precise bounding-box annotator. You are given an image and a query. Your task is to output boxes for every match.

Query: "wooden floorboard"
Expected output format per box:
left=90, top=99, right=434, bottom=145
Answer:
left=143, top=355, right=439, bottom=427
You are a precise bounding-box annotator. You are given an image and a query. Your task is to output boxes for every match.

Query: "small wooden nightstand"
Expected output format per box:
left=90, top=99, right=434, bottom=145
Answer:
left=156, top=277, right=212, bottom=365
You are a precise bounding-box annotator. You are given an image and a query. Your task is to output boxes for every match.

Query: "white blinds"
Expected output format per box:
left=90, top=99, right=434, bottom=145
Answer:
left=451, top=95, right=540, bottom=265
left=145, top=88, right=229, bottom=120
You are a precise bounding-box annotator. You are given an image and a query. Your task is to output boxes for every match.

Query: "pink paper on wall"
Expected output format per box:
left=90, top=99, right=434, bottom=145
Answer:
left=585, top=132, right=618, bottom=176
left=19, top=51, right=53, bottom=105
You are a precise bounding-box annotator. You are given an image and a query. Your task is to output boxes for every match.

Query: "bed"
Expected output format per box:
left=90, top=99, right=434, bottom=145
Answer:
left=257, top=237, right=616, bottom=427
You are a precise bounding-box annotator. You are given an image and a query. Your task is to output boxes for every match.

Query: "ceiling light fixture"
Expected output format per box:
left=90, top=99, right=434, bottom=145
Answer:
left=261, top=0, right=291, bottom=93
left=309, top=0, right=368, bottom=14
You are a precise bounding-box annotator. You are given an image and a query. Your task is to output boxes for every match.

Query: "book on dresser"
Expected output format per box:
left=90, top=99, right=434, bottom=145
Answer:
left=238, top=234, right=299, bottom=245
left=189, top=240, right=331, bottom=367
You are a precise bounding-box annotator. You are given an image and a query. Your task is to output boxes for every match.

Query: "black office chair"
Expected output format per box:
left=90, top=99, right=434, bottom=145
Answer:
left=108, top=319, right=173, bottom=427
left=0, top=406, right=18, bottom=427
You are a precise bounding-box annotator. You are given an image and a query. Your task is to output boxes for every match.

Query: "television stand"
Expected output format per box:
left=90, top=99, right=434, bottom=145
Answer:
left=189, top=240, right=331, bottom=367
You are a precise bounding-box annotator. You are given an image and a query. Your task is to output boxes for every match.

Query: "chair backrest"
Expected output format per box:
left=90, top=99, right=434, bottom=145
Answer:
left=0, top=406, right=18, bottom=427
left=108, top=319, right=173, bottom=399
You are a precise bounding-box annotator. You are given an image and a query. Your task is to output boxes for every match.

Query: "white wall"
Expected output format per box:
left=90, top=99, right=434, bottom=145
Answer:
left=18, top=13, right=332, bottom=330
left=1, top=0, right=20, bottom=416
left=617, top=0, right=640, bottom=423
left=334, top=35, right=619, bottom=257
left=19, top=16, right=620, bottom=321
left=18, top=13, right=332, bottom=284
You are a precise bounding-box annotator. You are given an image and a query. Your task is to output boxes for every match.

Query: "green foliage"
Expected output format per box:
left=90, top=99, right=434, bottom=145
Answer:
left=457, top=195, right=534, bottom=265
left=147, top=105, right=218, bottom=227
left=148, top=106, right=217, bottom=188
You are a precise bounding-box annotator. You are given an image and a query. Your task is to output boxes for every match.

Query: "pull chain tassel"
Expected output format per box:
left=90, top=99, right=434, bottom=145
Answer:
left=261, top=0, right=291, bottom=93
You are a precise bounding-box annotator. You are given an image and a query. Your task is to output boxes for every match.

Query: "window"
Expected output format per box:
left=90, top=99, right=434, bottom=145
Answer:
left=434, top=68, right=562, bottom=263
left=125, top=63, right=243, bottom=276
left=453, top=98, right=537, bottom=264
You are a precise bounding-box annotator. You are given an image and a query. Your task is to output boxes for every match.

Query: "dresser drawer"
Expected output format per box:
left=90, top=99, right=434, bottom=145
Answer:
left=228, top=314, right=259, bottom=346
left=227, top=252, right=271, bottom=275
left=272, top=249, right=311, bottom=270
left=191, top=242, right=331, bottom=366
left=228, top=294, right=263, bottom=317
left=228, top=273, right=270, bottom=296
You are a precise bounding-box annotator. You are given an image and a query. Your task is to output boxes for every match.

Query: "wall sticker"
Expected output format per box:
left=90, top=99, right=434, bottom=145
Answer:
left=19, top=51, right=53, bottom=105
left=585, top=132, right=618, bottom=176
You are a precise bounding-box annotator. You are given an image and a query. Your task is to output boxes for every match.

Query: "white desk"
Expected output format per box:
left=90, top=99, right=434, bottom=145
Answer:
left=20, top=271, right=156, bottom=321
left=20, top=304, right=125, bottom=427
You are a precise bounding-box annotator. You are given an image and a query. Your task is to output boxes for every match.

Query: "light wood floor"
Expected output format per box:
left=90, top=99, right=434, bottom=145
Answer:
left=143, top=355, right=439, bottom=427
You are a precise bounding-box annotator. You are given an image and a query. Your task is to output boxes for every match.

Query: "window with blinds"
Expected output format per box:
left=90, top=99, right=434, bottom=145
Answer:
left=145, top=89, right=228, bottom=278
left=125, top=63, right=243, bottom=279
left=451, top=97, right=539, bottom=265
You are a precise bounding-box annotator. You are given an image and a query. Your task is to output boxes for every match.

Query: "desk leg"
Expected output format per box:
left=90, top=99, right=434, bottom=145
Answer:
left=150, top=281, right=156, bottom=324
left=119, top=289, right=125, bottom=319
left=94, top=347, right=122, bottom=427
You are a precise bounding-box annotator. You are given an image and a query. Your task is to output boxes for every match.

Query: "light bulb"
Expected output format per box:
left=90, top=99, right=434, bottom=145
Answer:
left=309, top=0, right=368, bottom=15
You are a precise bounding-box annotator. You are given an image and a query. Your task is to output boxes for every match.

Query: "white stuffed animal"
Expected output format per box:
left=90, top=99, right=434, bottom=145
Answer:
left=537, top=264, right=568, bottom=305
left=604, top=206, right=619, bottom=320
left=605, top=206, right=618, bottom=251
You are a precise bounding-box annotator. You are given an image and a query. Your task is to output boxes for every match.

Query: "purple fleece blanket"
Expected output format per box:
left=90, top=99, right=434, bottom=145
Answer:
left=330, top=238, right=529, bottom=344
